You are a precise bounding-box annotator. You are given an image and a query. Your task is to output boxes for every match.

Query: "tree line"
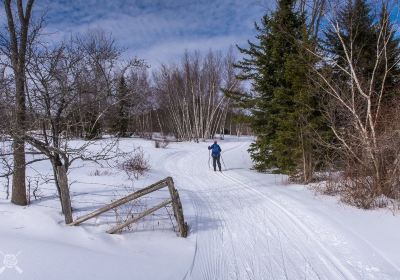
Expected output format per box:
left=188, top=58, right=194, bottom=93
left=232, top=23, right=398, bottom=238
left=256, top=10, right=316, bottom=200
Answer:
left=0, top=0, right=249, bottom=218
left=2, top=0, right=396, bottom=214
left=231, top=0, right=400, bottom=207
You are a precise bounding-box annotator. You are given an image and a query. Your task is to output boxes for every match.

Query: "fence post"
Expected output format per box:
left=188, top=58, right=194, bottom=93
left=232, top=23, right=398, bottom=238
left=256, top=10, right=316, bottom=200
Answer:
left=166, top=177, right=188, bottom=237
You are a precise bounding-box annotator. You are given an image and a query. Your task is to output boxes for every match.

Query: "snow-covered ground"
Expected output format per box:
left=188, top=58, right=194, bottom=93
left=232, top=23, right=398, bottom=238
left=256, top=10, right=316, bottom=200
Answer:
left=1, top=136, right=400, bottom=279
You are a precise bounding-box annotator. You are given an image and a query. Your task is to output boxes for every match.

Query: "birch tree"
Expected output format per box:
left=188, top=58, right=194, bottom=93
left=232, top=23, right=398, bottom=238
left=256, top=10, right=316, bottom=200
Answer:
left=309, top=0, right=400, bottom=205
left=154, top=50, right=240, bottom=141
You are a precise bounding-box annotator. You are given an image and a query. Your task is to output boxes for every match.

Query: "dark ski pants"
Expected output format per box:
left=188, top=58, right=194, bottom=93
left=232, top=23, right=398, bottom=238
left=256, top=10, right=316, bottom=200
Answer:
left=212, top=155, right=222, bottom=171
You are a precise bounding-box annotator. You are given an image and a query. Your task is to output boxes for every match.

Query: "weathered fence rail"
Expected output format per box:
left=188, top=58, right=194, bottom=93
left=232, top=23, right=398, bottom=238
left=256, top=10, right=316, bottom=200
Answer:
left=69, top=177, right=188, bottom=237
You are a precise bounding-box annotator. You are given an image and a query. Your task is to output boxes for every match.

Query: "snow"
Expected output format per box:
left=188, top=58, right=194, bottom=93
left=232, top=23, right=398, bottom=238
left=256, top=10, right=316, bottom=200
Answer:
left=1, top=136, right=400, bottom=279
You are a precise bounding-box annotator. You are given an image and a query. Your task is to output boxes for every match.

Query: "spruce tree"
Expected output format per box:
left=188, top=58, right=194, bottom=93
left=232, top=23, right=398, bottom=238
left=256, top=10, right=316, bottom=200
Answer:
left=324, top=0, right=400, bottom=130
left=234, top=0, right=326, bottom=181
left=112, top=75, right=130, bottom=137
left=324, top=0, right=376, bottom=75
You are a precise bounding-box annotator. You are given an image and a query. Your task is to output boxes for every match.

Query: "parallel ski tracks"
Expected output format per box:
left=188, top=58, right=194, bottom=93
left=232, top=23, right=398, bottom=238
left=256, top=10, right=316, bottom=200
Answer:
left=162, top=141, right=398, bottom=280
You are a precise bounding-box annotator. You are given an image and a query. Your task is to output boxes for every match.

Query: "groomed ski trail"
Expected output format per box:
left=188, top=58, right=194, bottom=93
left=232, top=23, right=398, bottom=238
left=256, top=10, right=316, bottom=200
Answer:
left=162, top=140, right=400, bottom=280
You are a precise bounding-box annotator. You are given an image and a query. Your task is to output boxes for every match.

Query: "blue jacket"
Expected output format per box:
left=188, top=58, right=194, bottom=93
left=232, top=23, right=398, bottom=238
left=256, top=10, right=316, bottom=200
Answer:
left=208, top=143, right=221, bottom=157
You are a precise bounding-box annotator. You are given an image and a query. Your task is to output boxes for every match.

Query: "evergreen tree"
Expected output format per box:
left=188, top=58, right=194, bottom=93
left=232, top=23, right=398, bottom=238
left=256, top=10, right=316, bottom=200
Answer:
left=112, top=75, right=130, bottom=137
left=233, top=0, right=326, bottom=181
left=324, top=0, right=400, bottom=97
left=376, top=4, right=400, bottom=103
left=324, top=0, right=376, bottom=75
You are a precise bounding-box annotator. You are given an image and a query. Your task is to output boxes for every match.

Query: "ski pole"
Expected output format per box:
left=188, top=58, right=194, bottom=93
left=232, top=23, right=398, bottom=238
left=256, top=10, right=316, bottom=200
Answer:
left=220, top=154, right=227, bottom=171
left=208, top=149, right=211, bottom=170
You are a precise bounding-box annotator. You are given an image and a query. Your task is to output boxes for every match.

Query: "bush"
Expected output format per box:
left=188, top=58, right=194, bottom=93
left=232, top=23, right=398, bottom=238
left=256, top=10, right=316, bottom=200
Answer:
left=313, top=167, right=400, bottom=209
left=119, top=148, right=150, bottom=179
left=154, top=139, right=169, bottom=149
left=89, top=169, right=113, bottom=176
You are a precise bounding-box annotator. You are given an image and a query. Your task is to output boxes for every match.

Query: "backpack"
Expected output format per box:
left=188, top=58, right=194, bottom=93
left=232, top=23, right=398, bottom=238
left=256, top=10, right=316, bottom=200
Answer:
left=211, top=144, right=220, bottom=156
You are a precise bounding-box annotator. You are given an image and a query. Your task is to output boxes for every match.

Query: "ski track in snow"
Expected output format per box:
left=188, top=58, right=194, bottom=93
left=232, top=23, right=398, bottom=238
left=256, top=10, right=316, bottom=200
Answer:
left=162, top=140, right=400, bottom=280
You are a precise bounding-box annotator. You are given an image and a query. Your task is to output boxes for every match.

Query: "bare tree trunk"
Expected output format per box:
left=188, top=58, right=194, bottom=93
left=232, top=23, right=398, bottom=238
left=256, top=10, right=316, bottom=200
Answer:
left=56, top=165, right=72, bottom=224
left=4, top=0, right=35, bottom=205
left=12, top=67, right=27, bottom=204
left=12, top=135, right=26, bottom=205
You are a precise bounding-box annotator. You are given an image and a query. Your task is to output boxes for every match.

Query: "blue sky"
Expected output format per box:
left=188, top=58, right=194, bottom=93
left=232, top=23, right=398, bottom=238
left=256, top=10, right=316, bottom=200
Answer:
left=33, top=0, right=270, bottom=67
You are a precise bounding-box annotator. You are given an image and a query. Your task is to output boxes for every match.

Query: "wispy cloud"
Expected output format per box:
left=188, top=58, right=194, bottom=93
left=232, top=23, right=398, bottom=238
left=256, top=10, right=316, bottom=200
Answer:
left=32, top=0, right=270, bottom=67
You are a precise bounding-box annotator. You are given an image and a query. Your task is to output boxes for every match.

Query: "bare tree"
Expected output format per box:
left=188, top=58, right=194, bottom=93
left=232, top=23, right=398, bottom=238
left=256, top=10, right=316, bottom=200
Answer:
left=154, top=50, right=240, bottom=141
left=306, top=0, right=400, bottom=206
left=297, top=0, right=326, bottom=37
left=68, top=30, right=121, bottom=139
left=23, top=35, right=134, bottom=223
left=0, top=0, right=40, bottom=205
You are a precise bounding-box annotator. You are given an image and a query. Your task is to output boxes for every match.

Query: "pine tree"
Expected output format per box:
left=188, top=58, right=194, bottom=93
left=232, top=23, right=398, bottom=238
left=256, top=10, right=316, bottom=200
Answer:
left=324, top=0, right=376, bottom=75
left=324, top=0, right=400, bottom=131
left=112, top=75, right=130, bottom=137
left=234, top=0, right=326, bottom=181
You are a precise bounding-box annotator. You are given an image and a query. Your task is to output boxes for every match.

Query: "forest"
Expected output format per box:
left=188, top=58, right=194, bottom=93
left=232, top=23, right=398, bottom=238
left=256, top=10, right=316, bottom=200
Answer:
left=1, top=0, right=400, bottom=224
left=1, top=1, right=400, bottom=279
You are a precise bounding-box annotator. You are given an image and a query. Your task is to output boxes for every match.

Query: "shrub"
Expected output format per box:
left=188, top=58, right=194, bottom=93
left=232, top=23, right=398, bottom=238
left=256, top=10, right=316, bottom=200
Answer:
left=154, top=139, right=169, bottom=149
left=89, top=169, right=113, bottom=176
left=119, top=148, right=150, bottom=179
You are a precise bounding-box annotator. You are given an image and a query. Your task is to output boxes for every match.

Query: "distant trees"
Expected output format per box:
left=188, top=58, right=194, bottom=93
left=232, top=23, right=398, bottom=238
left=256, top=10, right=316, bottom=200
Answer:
left=72, top=31, right=122, bottom=139
left=108, top=64, right=154, bottom=137
left=154, top=50, right=241, bottom=141
left=111, top=76, right=130, bottom=137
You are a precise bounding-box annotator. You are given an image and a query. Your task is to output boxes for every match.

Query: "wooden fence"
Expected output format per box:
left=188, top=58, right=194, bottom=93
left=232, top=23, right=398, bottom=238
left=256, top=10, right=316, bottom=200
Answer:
left=69, top=177, right=188, bottom=237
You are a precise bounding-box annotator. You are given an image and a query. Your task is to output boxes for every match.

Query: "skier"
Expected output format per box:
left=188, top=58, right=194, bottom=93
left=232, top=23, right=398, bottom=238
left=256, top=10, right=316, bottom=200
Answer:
left=208, top=140, right=222, bottom=172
